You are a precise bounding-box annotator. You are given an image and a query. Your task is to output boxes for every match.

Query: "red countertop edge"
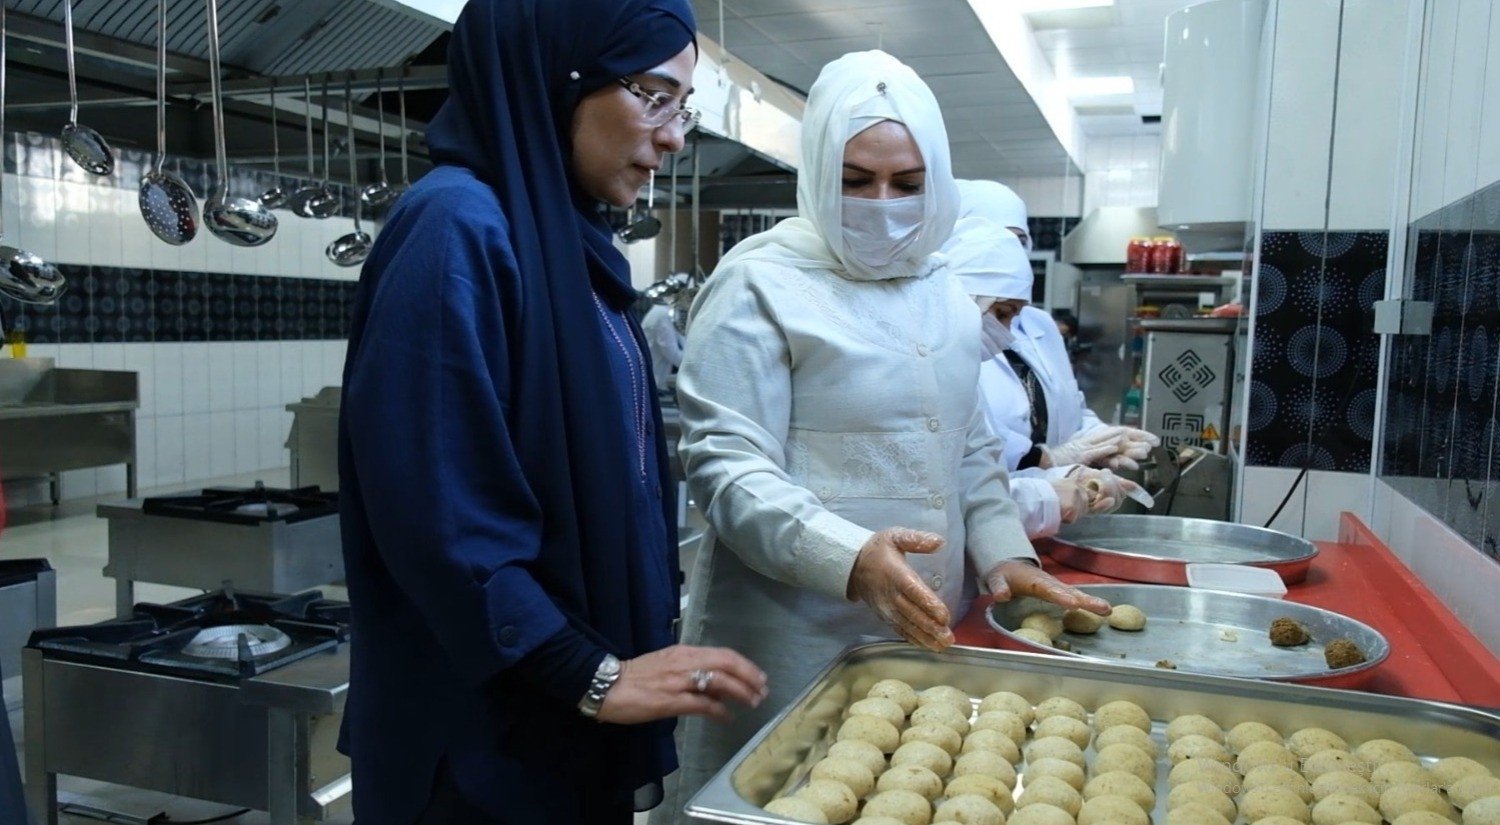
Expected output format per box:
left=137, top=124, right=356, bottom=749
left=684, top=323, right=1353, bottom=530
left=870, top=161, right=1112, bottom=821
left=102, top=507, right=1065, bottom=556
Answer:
left=953, top=512, right=1500, bottom=708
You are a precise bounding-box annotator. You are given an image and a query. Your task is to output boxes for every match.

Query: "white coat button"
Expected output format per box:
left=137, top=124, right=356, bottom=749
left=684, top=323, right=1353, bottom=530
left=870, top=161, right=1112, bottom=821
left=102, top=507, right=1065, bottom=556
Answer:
left=927, top=417, right=940, bottom=431
left=929, top=494, right=945, bottom=509
left=818, top=487, right=833, bottom=500
left=930, top=574, right=944, bottom=590
left=917, top=344, right=930, bottom=357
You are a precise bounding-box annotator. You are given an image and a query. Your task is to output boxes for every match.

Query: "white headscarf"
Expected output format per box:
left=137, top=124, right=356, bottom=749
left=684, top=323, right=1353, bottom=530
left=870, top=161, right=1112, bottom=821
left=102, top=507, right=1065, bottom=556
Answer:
left=711, top=50, right=958, bottom=283
left=956, top=179, right=1030, bottom=249
left=944, top=216, right=1033, bottom=303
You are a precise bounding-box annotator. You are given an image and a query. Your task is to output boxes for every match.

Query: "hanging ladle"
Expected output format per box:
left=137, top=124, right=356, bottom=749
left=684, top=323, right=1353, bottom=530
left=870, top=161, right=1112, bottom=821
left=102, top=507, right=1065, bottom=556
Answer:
left=138, top=0, right=199, bottom=245
left=0, top=3, right=65, bottom=304
left=59, top=0, right=114, bottom=176
left=392, top=68, right=411, bottom=199
left=327, top=76, right=372, bottom=267
left=286, top=79, right=323, bottom=214
left=201, top=0, right=277, bottom=246
left=617, top=172, right=661, bottom=242
left=289, top=76, right=340, bottom=219
left=359, top=70, right=395, bottom=207
left=258, top=79, right=287, bottom=208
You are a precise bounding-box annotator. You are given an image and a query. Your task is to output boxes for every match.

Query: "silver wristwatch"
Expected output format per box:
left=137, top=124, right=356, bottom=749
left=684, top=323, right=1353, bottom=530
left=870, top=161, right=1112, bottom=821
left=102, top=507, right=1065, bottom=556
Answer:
left=578, top=653, right=622, bottom=719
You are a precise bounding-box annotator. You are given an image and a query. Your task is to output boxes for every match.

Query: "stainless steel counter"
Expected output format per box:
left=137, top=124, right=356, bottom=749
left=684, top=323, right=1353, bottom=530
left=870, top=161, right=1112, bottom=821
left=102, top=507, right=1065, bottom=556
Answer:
left=0, top=358, right=138, bottom=503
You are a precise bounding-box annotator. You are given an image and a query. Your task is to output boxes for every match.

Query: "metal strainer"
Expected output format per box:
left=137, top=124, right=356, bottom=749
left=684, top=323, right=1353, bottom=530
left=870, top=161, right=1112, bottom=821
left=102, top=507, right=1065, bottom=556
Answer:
left=138, top=0, right=198, bottom=245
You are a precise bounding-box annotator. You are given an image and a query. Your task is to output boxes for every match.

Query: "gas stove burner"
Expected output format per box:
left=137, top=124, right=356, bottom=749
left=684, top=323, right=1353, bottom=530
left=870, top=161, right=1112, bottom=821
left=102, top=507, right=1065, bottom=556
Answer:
left=183, top=624, right=293, bottom=659
left=141, top=484, right=337, bottom=526
left=233, top=501, right=300, bottom=518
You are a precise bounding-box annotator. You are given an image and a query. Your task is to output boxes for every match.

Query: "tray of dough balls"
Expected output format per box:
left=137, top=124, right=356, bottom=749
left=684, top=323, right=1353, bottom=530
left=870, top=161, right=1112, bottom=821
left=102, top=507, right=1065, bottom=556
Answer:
left=986, top=583, right=1389, bottom=689
left=685, top=641, right=1500, bottom=825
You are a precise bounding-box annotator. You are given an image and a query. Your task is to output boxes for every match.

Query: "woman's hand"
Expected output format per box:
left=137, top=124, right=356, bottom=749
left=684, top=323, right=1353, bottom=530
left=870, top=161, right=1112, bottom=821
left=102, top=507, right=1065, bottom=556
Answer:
left=847, top=528, right=955, bottom=651
left=598, top=644, right=769, bottom=725
left=1048, top=477, right=1090, bottom=524
left=983, top=559, right=1111, bottom=615
left=1071, top=466, right=1142, bottom=514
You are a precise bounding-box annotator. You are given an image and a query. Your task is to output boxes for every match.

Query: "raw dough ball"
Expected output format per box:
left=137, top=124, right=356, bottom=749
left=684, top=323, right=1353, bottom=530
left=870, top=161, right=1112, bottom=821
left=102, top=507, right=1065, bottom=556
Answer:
left=918, top=685, right=974, bottom=718
left=1256, top=818, right=1312, bottom=825
left=1018, top=776, right=1084, bottom=818
left=979, top=691, right=1035, bottom=725
left=1094, top=700, right=1153, bottom=733
left=1289, top=728, right=1350, bottom=760
left=971, top=710, right=1027, bottom=746
left=830, top=739, right=889, bottom=777
left=1355, top=739, right=1421, bottom=770
left=1243, top=765, right=1311, bottom=802
left=1083, top=771, right=1156, bottom=810
left=911, top=702, right=972, bottom=737
left=962, top=729, right=1021, bottom=763
left=851, top=698, right=910, bottom=730
left=765, top=796, right=831, bottom=824
left=869, top=679, right=921, bottom=715
left=1270, top=617, right=1311, bottom=646
left=1026, top=757, right=1087, bottom=792
left=1007, top=803, right=1074, bottom=825
left=891, top=741, right=953, bottom=779
left=1107, top=605, right=1147, bottom=631
left=933, top=793, right=1006, bottom=825
left=1026, top=736, right=1088, bottom=771
left=1241, top=785, right=1312, bottom=823
left=1015, top=627, right=1055, bottom=646
left=852, top=818, right=909, bottom=825
left=1077, top=794, right=1150, bottom=825
left=1169, top=781, right=1238, bottom=822
left=1022, top=612, right=1066, bottom=640
left=1450, top=775, right=1500, bottom=809
left=1324, top=638, right=1368, bottom=669
left=1311, top=792, right=1382, bottom=825
left=839, top=715, right=902, bottom=754
left=1228, top=720, right=1284, bottom=753
left=1095, top=742, right=1158, bottom=784
left=1165, top=802, right=1233, bottom=825
left=946, top=773, right=1015, bottom=811
left=903, top=723, right=963, bottom=757
left=1035, top=715, right=1093, bottom=749
left=863, top=789, right=935, bottom=825
left=1432, top=757, right=1491, bottom=790
left=1064, top=608, right=1105, bottom=634
left=796, top=779, right=860, bottom=824
left=1372, top=762, right=1435, bottom=795
left=1304, top=749, right=1368, bottom=783
left=1239, top=740, right=1303, bottom=774
left=1464, top=796, right=1500, bottom=825
left=1096, top=724, right=1160, bottom=758
left=1393, top=812, right=1460, bottom=825
left=877, top=764, right=945, bottom=802
left=1173, top=758, right=1242, bottom=794
left=1380, top=784, right=1456, bottom=821
left=813, top=757, right=878, bottom=799
left=1170, top=733, right=1233, bottom=766
left=1168, top=714, right=1226, bottom=744
left=1312, top=771, right=1379, bottom=808
left=1034, top=696, right=1088, bottom=725
left=952, top=750, right=1018, bottom=789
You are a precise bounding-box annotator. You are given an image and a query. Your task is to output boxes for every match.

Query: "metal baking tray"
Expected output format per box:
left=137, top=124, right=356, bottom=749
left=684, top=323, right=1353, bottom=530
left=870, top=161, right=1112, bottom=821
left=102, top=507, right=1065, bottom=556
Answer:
left=987, top=583, right=1389, bottom=689
left=1048, top=515, right=1319, bottom=584
left=685, top=643, right=1500, bottom=825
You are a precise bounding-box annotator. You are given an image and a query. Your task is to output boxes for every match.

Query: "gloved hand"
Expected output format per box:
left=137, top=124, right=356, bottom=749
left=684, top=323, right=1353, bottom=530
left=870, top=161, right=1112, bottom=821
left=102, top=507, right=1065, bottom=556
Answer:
left=1103, top=427, right=1161, bottom=471
left=979, top=313, right=1015, bottom=360
left=1071, top=467, right=1143, bottom=513
left=983, top=559, right=1112, bottom=615
left=1048, top=477, right=1091, bottom=524
left=1044, top=426, right=1126, bottom=467
left=847, top=528, right=954, bottom=651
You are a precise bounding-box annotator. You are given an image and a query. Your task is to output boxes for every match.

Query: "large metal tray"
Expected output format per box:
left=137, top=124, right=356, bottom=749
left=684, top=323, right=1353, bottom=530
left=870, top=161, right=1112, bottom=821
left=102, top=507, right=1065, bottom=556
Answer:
left=1048, top=514, right=1318, bottom=584
left=987, top=583, right=1388, bottom=689
left=686, top=643, right=1500, bottom=825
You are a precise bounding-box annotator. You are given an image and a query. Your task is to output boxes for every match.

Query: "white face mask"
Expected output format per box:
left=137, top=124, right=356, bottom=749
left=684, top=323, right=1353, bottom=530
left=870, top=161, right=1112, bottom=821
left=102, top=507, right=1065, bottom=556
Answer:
left=840, top=194, right=925, bottom=269
left=979, top=312, right=1015, bottom=359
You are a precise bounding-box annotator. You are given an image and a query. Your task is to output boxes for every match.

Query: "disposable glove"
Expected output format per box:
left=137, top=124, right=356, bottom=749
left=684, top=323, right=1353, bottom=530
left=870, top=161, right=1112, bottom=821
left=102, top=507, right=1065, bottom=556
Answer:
left=847, top=528, right=954, bottom=651
left=983, top=559, right=1112, bottom=615
left=1044, top=426, right=1126, bottom=467
left=1103, top=427, right=1160, bottom=471
left=1048, top=477, right=1091, bottom=524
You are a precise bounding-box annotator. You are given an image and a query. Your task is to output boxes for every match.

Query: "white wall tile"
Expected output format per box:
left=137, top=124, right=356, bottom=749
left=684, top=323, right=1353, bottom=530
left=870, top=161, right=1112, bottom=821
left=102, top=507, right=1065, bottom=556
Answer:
left=96, top=464, right=128, bottom=497
left=178, top=223, right=210, bottom=275
left=2, top=174, right=21, bottom=250
left=258, top=341, right=282, bottom=407
left=279, top=340, right=305, bottom=404
left=92, top=343, right=125, bottom=372
left=203, top=225, right=234, bottom=275
left=119, top=189, right=154, bottom=269
left=18, top=177, right=59, bottom=262
left=87, top=185, right=125, bottom=266
left=121, top=343, right=155, bottom=419
left=183, top=412, right=212, bottom=484
left=155, top=414, right=186, bottom=488
left=53, top=181, right=93, bottom=265
left=207, top=343, right=235, bottom=412
left=260, top=407, right=290, bottom=471
left=152, top=342, right=184, bottom=417
left=232, top=341, right=259, bottom=410
left=210, top=411, right=238, bottom=478
left=56, top=343, right=93, bottom=369
left=180, top=342, right=211, bottom=414
left=1478, top=0, right=1500, bottom=193
left=235, top=409, right=260, bottom=474
left=135, top=415, right=158, bottom=491
left=60, top=469, right=96, bottom=499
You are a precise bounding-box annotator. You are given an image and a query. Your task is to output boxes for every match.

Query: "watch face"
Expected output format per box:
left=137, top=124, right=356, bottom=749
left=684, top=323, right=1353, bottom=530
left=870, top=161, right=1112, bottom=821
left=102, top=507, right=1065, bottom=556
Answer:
left=600, top=654, right=622, bottom=676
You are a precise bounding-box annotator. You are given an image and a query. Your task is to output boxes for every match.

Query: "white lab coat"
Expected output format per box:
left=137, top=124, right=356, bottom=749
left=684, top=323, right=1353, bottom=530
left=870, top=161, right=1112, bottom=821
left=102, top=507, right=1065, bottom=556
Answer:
left=640, top=303, right=684, bottom=392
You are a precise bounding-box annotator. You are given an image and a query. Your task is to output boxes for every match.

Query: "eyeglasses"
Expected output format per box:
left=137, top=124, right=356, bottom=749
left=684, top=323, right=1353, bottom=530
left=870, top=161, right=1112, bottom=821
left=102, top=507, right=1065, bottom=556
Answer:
left=617, top=78, right=700, bottom=133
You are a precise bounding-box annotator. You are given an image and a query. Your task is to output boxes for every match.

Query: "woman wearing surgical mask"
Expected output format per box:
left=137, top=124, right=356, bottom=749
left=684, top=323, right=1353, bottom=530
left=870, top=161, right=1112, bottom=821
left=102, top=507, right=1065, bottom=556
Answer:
left=946, top=214, right=1146, bottom=537
left=657, top=51, right=1109, bottom=821
left=955, top=181, right=1160, bottom=478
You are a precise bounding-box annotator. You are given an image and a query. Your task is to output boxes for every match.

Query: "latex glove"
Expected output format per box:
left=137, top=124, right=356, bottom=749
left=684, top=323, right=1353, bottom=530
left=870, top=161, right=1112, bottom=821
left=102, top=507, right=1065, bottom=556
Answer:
left=979, top=313, right=1016, bottom=360
left=1048, top=478, right=1090, bottom=524
left=1071, top=467, right=1142, bottom=514
left=598, top=644, right=769, bottom=724
left=847, top=528, right=955, bottom=651
left=1104, top=427, right=1160, bottom=471
left=1045, top=426, right=1126, bottom=468
left=983, top=559, right=1112, bottom=616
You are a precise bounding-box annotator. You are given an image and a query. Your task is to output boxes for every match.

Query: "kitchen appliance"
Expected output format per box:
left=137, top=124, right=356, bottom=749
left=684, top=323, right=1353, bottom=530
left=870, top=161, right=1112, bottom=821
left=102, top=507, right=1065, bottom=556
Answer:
left=1139, top=316, right=1236, bottom=453
left=286, top=387, right=342, bottom=492
left=98, top=483, right=341, bottom=616
left=23, top=589, right=352, bottom=824
left=0, top=559, right=56, bottom=705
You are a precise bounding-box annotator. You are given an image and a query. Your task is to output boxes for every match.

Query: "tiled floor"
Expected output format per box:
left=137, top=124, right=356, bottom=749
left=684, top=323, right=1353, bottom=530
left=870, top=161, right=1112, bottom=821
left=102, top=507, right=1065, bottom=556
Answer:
left=3, top=469, right=670, bottom=824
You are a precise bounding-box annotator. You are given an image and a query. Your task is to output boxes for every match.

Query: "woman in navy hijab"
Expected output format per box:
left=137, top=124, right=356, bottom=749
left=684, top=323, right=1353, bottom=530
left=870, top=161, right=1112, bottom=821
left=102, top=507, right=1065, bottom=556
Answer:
left=338, top=1, right=766, bottom=822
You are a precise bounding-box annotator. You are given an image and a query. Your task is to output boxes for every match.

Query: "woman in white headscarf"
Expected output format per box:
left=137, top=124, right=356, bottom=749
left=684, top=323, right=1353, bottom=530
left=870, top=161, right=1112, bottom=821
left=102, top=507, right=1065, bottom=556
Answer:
left=945, top=214, right=1146, bottom=537
left=656, top=52, right=1109, bottom=820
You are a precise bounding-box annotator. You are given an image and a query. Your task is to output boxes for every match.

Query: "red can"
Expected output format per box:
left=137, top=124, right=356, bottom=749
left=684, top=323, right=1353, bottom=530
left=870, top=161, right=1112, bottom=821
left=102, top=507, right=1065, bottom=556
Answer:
left=1150, top=237, right=1182, bottom=274
left=1126, top=237, right=1153, bottom=273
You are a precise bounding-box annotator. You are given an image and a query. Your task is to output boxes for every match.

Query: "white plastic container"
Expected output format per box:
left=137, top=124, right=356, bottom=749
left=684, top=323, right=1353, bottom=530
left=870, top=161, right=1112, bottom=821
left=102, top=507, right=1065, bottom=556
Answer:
left=1185, top=562, right=1288, bottom=598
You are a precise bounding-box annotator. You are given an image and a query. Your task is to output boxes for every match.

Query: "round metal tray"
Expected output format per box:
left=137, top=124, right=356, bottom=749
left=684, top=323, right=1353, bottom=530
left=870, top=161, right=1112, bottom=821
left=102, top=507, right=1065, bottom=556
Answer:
left=1048, top=514, right=1319, bottom=584
left=986, top=583, right=1389, bottom=689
